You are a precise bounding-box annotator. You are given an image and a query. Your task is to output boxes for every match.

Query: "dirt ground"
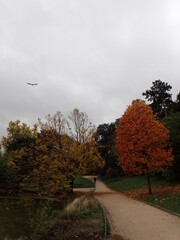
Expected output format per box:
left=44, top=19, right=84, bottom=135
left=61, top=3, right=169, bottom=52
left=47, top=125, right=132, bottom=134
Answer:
left=84, top=176, right=180, bottom=240
left=41, top=219, right=104, bottom=240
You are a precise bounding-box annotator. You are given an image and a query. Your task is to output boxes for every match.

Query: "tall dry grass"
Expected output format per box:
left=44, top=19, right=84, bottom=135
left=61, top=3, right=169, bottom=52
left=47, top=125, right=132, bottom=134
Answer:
left=62, top=195, right=99, bottom=219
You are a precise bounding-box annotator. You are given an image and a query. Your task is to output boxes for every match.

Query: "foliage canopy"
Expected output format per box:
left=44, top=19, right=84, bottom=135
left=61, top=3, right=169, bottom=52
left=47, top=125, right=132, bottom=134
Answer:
left=142, top=79, right=173, bottom=118
left=116, top=100, right=173, bottom=193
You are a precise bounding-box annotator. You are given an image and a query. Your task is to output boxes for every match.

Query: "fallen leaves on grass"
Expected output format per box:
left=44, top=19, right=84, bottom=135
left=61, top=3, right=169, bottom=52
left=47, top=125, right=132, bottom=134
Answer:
left=124, top=184, right=180, bottom=199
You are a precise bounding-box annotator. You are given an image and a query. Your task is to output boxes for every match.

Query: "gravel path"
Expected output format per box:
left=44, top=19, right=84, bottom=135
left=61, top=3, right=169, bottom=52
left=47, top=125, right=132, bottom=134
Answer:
left=84, top=176, right=180, bottom=240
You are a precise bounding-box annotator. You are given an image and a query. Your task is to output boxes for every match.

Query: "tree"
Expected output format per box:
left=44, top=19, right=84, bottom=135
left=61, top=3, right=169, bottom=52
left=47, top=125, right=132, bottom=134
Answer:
left=68, top=108, right=95, bottom=144
left=0, top=150, right=8, bottom=184
left=116, top=100, right=173, bottom=194
left=173, top=92, right=180, bottom=113
left=142, top=80, right=173, bottom=118
left=67, top=108, right=104, bottom=191
left=38, top=111, right=67, bottom=135
left=1, top=120, right=38, bottom=189
left=60, top=135, right=104, bottom=192
left=96, top=121, right=118, bottom=171
left=1, top=120, right=37, bottom=152
left=1, top=110, right=104, bottom=194
left=23, top=129, right=65, bottom=194
left=37, top=109, right=104, bottom=193
left=163, top=112, right=180, bottom=179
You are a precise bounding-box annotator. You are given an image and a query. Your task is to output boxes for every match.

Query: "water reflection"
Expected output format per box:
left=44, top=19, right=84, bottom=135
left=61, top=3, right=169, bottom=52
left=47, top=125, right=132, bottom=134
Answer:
left=0, top=197, right=64, bottom=240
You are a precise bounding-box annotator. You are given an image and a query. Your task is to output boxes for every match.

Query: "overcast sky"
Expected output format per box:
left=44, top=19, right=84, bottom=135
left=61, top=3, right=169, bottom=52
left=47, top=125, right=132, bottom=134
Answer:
left=0, top=0, right=180, bottom=137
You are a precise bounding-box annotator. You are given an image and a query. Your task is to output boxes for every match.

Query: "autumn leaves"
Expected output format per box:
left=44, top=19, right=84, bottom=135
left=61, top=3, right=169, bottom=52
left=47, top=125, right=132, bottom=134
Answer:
left=116, top=100, right=173, bottom=194
left=1, top=109, right=104, bottom=194
left=0, top=101, right=174, bottom=196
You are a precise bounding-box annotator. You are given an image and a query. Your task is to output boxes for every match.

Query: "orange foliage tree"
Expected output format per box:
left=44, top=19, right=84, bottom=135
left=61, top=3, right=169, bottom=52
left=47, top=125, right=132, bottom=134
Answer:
left=116, top=100, right=173, bottom=194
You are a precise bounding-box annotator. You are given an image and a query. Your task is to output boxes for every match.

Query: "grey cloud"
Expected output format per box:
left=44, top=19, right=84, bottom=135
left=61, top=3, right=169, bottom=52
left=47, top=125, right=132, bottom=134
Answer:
left=0, top=0, right=180, bottom=137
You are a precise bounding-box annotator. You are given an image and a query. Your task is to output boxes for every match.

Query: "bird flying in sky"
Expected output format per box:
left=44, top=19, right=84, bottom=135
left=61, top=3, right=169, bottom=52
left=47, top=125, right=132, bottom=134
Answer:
left=27, top=82, right=38, bottom=86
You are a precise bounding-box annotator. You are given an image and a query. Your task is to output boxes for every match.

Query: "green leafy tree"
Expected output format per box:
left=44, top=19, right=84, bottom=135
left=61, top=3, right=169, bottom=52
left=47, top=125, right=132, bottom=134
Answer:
left=173, top=92, right=180, bottom=113
left=96, top=121, right=118, bottom=171
left=142, top=80, right=173, bottom=118
left=163, top=112, right=180, bottom=179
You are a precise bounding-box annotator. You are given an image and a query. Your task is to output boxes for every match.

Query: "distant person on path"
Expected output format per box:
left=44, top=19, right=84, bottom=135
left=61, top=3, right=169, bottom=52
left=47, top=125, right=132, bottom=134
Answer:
left=98, top=174, right=102, bottom=181
left=94, top=177, right=97, bottom=186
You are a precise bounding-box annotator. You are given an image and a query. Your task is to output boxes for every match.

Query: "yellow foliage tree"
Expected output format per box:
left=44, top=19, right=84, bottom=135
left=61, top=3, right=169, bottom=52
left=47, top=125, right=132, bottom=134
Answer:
left=60, top=135, right=104, bottom=192
left=1, top=110, right=104, bottom=194
left=23, top=129, right=66, bottom=194
left=1, top=120, right=37, bottom=189
left=38, top=109, right=104, bottom=193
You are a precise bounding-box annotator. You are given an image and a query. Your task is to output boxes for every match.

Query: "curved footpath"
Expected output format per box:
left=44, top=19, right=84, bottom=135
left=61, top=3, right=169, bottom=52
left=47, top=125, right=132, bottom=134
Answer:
left=84, top=176, right=180, bottom=240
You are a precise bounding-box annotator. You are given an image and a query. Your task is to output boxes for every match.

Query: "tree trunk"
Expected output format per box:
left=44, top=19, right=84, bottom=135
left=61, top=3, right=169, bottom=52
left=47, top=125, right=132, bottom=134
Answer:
left=146, top=167, right=152, bottom=195
left=69, top=178, right=74, bottom=193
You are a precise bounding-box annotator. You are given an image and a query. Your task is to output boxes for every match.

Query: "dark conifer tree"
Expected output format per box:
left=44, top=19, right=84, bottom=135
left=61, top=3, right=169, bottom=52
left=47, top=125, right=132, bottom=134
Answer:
left=142, top=80, right=173, bottom=118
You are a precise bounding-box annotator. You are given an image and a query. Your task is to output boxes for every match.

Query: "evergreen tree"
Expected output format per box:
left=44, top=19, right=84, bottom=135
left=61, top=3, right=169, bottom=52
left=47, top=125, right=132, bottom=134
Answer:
left=142, top=80, right=173, bottom=118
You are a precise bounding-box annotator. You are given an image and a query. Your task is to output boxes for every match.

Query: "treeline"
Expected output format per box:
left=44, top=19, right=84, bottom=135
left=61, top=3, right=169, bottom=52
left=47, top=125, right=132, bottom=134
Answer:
left=0, top=109, right=104, bottom=195
left=96, top=80, right=180, bottom=180
left=0, top=80, right=179, bottom=196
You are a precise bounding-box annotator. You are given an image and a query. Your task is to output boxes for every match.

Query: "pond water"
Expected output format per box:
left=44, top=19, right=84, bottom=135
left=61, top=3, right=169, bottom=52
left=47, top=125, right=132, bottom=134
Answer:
left=0, top=196, right=67, bottom=240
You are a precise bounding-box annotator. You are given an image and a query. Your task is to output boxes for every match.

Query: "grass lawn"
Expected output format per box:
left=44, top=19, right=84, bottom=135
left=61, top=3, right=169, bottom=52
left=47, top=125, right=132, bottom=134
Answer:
left=145, top=193, right=180, bottom=215
left=73, top=177, right=94, bottom=188
left=103, top=175, right=171, bottom=192
left=103, top=175, right=180, bottom=215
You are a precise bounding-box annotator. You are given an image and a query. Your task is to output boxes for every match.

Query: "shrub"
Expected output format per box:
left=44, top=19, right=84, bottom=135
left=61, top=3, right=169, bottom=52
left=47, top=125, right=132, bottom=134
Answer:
left=106, top=168, right=119, bottom=179
left=30, top=201, right=60, bottom=240
left=174, top=154, right=180, bottom=180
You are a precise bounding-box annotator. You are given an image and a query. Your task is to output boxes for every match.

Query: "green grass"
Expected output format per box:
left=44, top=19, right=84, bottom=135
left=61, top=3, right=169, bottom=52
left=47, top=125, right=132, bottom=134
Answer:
left=73, top=177, right=94, bottom=188
left=28, top=195, right=106, bottom=239
left=103, top=175, right=180, bottom=215
left=145, top=194, right=180, bottom=215
left=40, top=195, right=107, bottom=239
left=103, top=175, right=171, bottom=192
left=61, top=195, right=108, bottom=236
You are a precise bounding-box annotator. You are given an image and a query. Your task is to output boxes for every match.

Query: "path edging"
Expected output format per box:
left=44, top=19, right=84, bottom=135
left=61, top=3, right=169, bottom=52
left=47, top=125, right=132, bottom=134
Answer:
left=102, top=181, right=180, bottom=218
left=99, top=203, right=108, bottom=240
left=143, top=200, right=180, bottom=218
